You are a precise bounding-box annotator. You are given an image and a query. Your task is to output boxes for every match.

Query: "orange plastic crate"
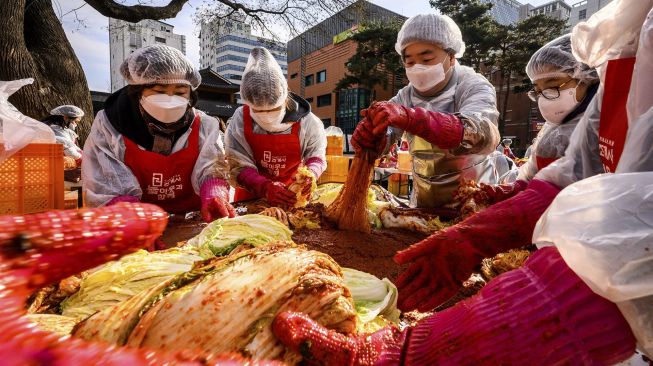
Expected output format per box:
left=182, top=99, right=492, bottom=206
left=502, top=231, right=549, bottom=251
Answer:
left=318, top=155, right=351, bottom=184
left=0, top=144, right=64, bottom=214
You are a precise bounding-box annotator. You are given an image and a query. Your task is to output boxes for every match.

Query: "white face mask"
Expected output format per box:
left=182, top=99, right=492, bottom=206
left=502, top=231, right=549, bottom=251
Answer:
left=405, top=56, right=449, bottom=93
left=140, top=94, right=189, bottom=123
left=69, top=122, right=77, bottom=131
left=251, top=108, right=292, bottom=133
left=537, top=85, right=580, bottom=125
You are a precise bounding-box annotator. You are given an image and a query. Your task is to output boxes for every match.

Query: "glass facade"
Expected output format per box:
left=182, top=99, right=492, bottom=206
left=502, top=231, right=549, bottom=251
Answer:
left=336, top=88, right=371, bottom=134
left=480, top=0, right=520, bottom=25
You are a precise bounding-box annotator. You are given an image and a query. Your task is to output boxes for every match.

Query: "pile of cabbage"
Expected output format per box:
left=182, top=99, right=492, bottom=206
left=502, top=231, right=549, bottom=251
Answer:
left=32, top=214, right=398, bottom=364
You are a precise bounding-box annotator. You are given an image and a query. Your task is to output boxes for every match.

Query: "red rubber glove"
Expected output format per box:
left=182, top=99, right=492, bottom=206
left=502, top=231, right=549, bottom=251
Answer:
left=264, top=181, right=297, bottom=208
left=475, top=179, right=529, bottom=205
left=367, top=101, right=463, bottom=149
left=351, top=117, right=387, bottom=156
left=200, top=178, right=236, bottom=222
left=394, top=179, right=561, bottom=311
left=272, top=247, right=636, bottom=366
left=272, top=312, right=406, bottom=366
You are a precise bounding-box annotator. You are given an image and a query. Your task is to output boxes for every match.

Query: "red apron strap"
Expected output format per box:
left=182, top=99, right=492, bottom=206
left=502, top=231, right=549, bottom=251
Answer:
left=598, top=57, right=636, bottom=172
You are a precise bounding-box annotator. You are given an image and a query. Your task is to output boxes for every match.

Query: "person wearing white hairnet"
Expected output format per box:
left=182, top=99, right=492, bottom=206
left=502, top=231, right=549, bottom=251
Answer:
left=42, top=105, right=85, bottom=164
left=352, top=13, right=500, bottom=208
left=271, top=4, right=653, bottom=362
left=486, top=34, right=600, bottom=188
left=225, top=47, right=326, bottom=208
left=517, top=34, right=600, bottom=180
left=82, top=44, right=235, bottom=222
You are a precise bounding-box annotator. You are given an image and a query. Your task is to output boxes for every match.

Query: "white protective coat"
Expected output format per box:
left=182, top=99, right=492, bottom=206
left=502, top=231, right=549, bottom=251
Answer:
left=533, top=0, right=653, bottom=357
left=224, top=106, right=327, bottom=188
left=388, top=64, right=501, bottom=207
left=82, top=109, right=228, bottom=207
left=534, top=173, right=653, bottom=357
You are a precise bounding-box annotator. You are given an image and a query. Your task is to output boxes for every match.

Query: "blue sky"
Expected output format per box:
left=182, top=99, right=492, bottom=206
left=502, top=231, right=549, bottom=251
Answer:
left=59, top=0, right=574, bottom=92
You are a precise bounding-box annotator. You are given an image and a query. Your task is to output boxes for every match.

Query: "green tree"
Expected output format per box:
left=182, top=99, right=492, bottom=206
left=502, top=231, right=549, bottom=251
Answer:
left=335, top=21, right=405, bottom=96
left=430, top=0, right=499, bottom=71
left=490, top=15, right=568, bottom=132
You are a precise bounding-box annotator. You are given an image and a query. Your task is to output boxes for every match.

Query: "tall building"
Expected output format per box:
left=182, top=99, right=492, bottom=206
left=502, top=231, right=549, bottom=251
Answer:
left=199, top=19, right=287, bottom=87
left=481, top=0, right=521, bottom=25
left=519, top=0, right=571, bottom=22
left=569, top=0, right=613, bottom=27
left=287, top=0, right=405, bottom=148
left=109, top=19, right=186, bottom=92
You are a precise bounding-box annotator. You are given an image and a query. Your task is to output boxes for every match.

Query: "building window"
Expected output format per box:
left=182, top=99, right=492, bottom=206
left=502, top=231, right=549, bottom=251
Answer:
left=306, top=97, right=314, bottom=103
left=578, top=9, right=587, bottom=20
left=290, top=73, right=298, bottom=79
left=317, top=70, right=326, bottom=83
left=317, top=94, right=332, bottom=107
left=155, top=36, right=166, bottom=44
left=305, top=74, right=314, bottom=86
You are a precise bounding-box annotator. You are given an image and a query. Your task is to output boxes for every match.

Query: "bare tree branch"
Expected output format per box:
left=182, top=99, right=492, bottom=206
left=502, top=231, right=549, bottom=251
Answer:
left=83, top=0, right=188, bottom=22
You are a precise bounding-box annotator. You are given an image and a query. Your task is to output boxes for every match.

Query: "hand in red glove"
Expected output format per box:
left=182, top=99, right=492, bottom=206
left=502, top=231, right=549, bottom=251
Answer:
left=272, top=312, right=406, bottom=366
left=394, top=179, right=561, bottom=311
left=475, top=179, right=528, bottom=205
left=200, top=178, right=236, bottom=222
left=265, top=181, right=297, bottom=208
left=351, top=117, right=387, bottom=156
left=273, top=247, right=635, bottom=366
left=366, top=101, right=463, bottom=149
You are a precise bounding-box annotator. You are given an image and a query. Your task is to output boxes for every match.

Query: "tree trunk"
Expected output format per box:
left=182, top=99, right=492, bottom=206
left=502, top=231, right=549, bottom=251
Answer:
left=500, top=70, right=512, bottom=136
left=0, top=0, right=94, bottom=144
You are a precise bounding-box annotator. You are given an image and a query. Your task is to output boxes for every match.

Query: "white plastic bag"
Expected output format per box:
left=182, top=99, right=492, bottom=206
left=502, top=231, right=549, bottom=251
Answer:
left=0, top=79, right=55, bottom=163
left=534, top=172, right=653, bottom=357
left=571, top=0, right=652, bottom=69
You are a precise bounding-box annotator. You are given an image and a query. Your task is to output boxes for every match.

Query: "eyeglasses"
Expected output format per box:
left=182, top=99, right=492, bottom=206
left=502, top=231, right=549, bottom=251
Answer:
left=528, top=79, right=574, bottom=102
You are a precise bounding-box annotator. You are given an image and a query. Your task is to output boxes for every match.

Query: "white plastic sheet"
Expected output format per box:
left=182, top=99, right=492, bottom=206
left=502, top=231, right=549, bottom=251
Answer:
left=534, top=173, right=653, bottom=357
left=0, top=79, right=55, bottom=163
left=325, top=125, right=344, bottom=137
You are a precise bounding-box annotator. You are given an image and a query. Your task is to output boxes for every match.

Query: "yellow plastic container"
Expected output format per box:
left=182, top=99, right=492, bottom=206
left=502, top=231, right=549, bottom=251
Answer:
left=397, top=150, right=412, bottom=172
left=0, top=143, right=64, bottom=214
left=318, top=155, right=351, bottom=184
left=326, top=135, right=344, bottom=156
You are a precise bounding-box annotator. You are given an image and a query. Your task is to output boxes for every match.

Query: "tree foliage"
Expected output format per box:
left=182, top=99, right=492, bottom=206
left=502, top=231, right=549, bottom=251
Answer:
left=335, top=21, right=405, bottom=94
left=430, top=0, right=500, bottom=70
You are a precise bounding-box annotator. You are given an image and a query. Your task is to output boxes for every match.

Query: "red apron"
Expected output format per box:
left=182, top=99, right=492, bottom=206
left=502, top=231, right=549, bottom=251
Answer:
left=598, top=57, right=636, bottom=173
left=123, top=114, right=202, bottom=214
left=536, top=156, right=558, bottom=171
left=234, top=105, right=302, bottom=202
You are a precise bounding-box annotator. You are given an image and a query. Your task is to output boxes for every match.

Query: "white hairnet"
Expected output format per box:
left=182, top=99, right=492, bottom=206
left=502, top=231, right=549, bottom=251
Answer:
left=526, top=34, right=599, bottom=83
left=240, top=47, right=288, bottom=110
left=395, top=14, right=466, bottom=58
left=50, top=105, right=84, bottom=118
left=502, top=138, right=512, bottom=145
left=120, top=44, right=201, bottom=90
